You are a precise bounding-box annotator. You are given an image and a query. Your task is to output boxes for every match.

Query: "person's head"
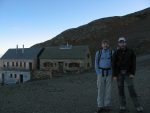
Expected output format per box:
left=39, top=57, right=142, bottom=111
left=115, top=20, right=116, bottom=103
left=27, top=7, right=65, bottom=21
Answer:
left=101, top=40, right=110, bottom=49
left=118, top=37, right=127, bottom=49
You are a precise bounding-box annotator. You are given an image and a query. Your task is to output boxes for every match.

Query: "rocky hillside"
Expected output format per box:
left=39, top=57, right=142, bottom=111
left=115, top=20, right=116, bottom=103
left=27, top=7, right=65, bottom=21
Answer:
left=32, top=7, right=150, bottom=58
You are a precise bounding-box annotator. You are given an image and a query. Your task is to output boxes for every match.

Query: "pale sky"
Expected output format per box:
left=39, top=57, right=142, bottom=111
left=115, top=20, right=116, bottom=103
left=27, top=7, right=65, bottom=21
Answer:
left=0, top=0, right=150, bottom=56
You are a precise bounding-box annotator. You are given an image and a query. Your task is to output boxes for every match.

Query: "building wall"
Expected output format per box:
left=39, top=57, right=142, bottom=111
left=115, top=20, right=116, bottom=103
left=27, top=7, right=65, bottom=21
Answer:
left=0, top=71, right=30, bottom=84
left=40, top=59, right=87, bottom=72
left=0, top=59, right=37, bottom=70
left=0, top=59, right=37, bottom=84
left=39, top=47, right=92, bottom=73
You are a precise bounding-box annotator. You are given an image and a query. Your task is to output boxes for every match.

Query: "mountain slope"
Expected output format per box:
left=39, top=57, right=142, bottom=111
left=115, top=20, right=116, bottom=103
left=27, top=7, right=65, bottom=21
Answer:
left=33, top=7, right=150, bottom=59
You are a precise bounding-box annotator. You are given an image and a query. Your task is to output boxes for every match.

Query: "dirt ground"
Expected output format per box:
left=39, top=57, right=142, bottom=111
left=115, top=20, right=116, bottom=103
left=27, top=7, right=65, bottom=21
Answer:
left=0, top=54, right=150, bottom=113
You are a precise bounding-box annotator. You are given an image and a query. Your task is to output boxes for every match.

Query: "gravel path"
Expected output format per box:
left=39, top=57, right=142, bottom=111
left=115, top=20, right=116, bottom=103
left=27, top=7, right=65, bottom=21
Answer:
left=0, top=55, right=150, bottom=113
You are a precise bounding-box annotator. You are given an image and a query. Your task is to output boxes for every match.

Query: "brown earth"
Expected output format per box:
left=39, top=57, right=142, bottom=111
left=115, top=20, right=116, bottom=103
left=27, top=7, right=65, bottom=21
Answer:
left=0, top=54, right=150, bottom=113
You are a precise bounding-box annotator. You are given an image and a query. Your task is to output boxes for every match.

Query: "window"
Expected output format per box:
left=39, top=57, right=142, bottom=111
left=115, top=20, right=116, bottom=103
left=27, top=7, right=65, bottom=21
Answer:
left=43, top=62, right=47, bottom=67
left=69, top=63, right=80, bottom=67
left=16, top=62, right=18, bottom=67
left=87, top=63, right=90, bottom=67
left=24, top=62, right=26, bottom=68
left=7, top=62, right=9, bottom=67
left=87, top=53, right=90, bottom=58
left=65, top=63, right=68, bottom=67
left=10, top=74, right=13, bottom=78
left=20, top=62, right=22, bottom=67
left=14, top=74, right=17, bottom=78
left=12, top=62, right=14, bottom=67
left=43, top=62, right=53, bottom=67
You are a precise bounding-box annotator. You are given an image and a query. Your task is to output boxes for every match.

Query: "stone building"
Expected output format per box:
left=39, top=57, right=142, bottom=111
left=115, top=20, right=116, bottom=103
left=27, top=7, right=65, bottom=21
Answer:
left=39, top=45, right=92, bottom=73
left=0, top=44, right=92, bottom=84
left=0, top=46, right=43, bottom=84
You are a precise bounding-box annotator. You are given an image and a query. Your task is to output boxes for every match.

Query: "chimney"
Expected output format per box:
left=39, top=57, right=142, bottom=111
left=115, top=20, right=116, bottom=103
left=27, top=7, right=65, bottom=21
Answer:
left=22, top=44, right=24, bottom=53
left=16, top=45, right=18, bottom=53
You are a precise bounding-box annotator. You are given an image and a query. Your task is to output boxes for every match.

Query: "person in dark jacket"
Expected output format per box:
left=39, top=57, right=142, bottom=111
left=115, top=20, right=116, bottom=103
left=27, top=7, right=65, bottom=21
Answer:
left=112, top=37, right=143, bottom=113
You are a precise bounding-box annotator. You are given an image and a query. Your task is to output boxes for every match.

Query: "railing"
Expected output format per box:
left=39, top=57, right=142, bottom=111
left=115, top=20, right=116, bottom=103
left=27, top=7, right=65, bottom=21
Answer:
left=0, top=67, right=30, bottom=71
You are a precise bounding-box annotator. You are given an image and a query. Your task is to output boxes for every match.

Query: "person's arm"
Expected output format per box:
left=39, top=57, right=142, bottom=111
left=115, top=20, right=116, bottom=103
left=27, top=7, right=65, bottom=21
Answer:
left=95, top=51, right=100, bottom=75
left=130, top=50, right=136, bottom=76
left=112, top=50, right=117, bottom=78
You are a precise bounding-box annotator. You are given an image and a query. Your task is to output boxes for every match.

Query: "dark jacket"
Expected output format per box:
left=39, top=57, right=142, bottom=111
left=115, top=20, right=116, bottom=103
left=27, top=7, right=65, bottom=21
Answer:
left=112, top=48, right=136, bottom=77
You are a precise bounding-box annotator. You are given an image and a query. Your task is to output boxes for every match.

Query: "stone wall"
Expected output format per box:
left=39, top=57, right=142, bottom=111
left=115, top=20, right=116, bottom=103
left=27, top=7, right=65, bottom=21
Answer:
left=31, top=70, right=52, bottom=80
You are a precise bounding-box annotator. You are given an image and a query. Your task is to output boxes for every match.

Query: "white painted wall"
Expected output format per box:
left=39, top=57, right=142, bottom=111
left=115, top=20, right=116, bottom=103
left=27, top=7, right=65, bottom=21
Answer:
left=0, top=71, right=31, bottom=84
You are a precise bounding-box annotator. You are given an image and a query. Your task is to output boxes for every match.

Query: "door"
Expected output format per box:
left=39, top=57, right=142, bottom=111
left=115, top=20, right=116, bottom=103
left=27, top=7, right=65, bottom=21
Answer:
left=29, top=62, right=33, bottom=71
left=58, top=62, right=64, bottom=73
left=2, top=73, right=4, bottom=85
left=20, top=74, right=23, bottom=83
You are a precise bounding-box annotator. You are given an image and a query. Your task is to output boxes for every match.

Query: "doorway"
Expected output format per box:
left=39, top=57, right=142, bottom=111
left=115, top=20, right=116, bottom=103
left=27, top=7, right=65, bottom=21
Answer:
left=2, top=73, right=4, bottom=85
left=29, top=62, right=33, bottom=71
left=20, top=74, right=23, bottom=83
left=58, top=62, right=64, bottom=73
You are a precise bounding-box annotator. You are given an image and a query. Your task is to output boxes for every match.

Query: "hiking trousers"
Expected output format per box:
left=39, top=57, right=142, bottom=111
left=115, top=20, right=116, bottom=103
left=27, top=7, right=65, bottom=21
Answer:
left=117, top=74, right=140, bottom=107
left=97, top=71, right=112, bottom=107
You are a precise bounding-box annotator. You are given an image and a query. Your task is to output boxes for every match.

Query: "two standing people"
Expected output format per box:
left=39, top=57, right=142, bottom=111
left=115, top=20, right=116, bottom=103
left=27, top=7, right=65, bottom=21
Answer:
left=95, top=37, right=143, bottom=113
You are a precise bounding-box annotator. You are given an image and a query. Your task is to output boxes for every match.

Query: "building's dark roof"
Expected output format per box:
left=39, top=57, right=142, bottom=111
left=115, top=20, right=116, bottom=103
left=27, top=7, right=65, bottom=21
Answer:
left=1, top=48, right=43, bottom=60
left=40, top=46, right=89, bottom=59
